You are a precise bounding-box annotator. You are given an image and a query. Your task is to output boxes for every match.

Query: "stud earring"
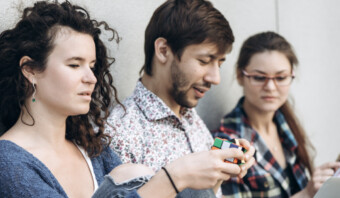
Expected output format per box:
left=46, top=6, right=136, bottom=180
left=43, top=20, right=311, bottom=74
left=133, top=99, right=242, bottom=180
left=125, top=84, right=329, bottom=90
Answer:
left=32, top=78, right=36, bottom=103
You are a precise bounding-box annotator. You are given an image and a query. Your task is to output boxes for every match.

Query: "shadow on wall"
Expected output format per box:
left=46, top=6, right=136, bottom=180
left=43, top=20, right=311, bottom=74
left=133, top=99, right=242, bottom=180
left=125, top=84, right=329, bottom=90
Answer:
left=196, top=85, right=233, bottom=131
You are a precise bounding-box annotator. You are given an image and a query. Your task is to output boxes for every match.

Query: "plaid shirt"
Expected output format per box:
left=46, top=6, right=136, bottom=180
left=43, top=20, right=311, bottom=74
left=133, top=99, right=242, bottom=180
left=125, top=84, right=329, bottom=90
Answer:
left=212, top=98, right=308, bottom=198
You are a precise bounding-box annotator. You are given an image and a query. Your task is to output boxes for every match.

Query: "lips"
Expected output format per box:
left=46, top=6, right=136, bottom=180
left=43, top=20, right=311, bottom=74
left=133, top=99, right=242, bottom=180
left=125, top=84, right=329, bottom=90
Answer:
left=193, top=86, right=209, bottom=98
left=261, top=96, right=277, bottom=101
left=78, top=91, right=93, bottom=101
left=78, top=92, right=91, bottom=96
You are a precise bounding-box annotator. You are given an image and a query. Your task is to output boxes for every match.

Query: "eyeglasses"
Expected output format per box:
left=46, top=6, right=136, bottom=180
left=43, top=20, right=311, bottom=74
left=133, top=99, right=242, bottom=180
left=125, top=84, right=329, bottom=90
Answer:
left=242, top=70, right=295, bottom=86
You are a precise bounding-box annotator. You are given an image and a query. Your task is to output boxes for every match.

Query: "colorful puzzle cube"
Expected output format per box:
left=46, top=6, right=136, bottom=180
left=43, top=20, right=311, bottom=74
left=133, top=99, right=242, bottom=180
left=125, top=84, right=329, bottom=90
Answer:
left=211, top=137, right=247, bottom=165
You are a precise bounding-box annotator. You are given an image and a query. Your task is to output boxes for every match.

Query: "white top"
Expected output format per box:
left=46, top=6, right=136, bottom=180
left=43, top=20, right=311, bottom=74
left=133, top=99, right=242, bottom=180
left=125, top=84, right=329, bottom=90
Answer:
left=75, top=144, right=99, bottom=191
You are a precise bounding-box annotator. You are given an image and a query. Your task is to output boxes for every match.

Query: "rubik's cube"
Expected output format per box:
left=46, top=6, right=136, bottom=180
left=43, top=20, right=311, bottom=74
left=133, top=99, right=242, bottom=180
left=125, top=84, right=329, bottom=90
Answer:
left=211, top=137, right=247, bottom=165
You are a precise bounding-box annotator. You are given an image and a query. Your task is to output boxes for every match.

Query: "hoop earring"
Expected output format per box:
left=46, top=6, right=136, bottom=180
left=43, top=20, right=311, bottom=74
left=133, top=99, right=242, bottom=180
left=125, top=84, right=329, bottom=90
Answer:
left=32, top=79, right=36, bottom=103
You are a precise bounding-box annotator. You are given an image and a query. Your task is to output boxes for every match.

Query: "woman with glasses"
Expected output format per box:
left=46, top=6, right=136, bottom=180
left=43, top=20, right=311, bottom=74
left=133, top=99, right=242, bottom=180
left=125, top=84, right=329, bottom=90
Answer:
left=212, top=31, right=340, bottom=198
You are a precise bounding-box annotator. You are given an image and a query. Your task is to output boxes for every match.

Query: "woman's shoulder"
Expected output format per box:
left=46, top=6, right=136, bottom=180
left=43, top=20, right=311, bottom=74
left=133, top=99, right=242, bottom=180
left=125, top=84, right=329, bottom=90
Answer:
left=0, top=140, right=29, bottom=161
left=0, top=140, right=48, bottom=173
left=0, top=140, right=66, bottom=197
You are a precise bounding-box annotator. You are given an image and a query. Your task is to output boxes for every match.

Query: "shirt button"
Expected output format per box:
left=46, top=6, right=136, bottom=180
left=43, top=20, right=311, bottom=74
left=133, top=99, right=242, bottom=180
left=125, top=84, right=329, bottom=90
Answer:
left=264, top=182, right=269, bottom=188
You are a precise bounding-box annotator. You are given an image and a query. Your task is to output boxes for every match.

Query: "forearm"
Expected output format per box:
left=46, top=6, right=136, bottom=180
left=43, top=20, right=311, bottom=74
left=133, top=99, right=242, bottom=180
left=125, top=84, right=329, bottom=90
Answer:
left=137, top=169, right=178, bottom=198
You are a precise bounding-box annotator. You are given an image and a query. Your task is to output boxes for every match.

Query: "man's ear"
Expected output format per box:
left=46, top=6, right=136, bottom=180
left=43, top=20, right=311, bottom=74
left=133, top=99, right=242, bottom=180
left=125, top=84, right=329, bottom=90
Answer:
left=20, top=56, right=35, bottom=84
left=154, top=37, right=171, bottom=64
left=236, top=69, right=244, bottom=86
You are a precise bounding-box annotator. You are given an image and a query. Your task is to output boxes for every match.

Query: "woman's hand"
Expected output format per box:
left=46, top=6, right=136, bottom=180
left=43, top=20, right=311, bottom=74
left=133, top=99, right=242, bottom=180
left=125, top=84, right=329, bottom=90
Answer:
left=304, top=161, right=340, bottom=196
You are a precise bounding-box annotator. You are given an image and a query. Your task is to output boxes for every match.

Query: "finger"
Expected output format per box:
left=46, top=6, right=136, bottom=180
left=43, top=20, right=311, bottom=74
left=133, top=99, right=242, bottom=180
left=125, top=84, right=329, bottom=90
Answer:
left=314, top=167, right=334, bottom=175
left=243, top=157, right=255, bottom=170
left=220, top=161, right=242, bottom=176
left=238, top=139, right=251, bottom=149
left=313, top=176, right=327, bottom=184
left=217, top=147, right=244, bottom=161
left=244, top=145, right=255, bottom=161
left=333, top=162, right=340, bottom=169
left=317, top=161, right=340, bottom=170
left=239, top=157, right=255, bottom=178
left=319, top=175, right=332, bottom=183
left=316, top=168, right=335, bottom=177
left=219, top=173, right=231, bottom=181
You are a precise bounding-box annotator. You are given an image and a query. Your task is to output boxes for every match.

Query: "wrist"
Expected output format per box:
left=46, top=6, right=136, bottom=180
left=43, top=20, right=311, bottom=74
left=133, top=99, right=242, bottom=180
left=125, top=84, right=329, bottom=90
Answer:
left=165, top=163, right=187, bottom=192
left=161, top=167, right=179, bottom=194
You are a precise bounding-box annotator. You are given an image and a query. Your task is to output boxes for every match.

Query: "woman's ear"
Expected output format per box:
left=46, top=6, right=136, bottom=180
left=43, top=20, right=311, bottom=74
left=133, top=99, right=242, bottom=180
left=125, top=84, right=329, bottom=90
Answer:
left=154, top=37, right=171, bottom=64
left=236, top=69, right=244, bottom=86
left=20, top=56, right=35, bottom=83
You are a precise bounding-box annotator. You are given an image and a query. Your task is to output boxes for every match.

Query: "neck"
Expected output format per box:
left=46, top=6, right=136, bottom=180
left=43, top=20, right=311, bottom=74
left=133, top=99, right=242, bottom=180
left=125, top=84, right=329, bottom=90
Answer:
left=6, top=102, right=68, bottom=149
left=141, top=74, right=181, bottom=117
left=242, top=100, right=276, bottom=135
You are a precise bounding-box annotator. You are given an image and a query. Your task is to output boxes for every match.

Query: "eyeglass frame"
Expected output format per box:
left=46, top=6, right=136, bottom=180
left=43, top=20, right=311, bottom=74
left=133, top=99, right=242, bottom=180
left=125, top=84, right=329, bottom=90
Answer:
left=241, top=70, right=295, bottom=86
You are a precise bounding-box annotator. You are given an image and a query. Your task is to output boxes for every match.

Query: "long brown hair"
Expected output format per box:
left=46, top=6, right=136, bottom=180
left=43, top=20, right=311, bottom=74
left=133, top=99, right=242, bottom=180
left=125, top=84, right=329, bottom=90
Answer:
left=236, top=31, right=314, bottom=173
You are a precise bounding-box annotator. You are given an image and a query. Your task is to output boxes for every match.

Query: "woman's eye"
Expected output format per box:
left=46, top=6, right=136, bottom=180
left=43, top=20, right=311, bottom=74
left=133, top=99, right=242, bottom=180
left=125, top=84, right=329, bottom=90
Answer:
left=69, top=64, right=79, bottom=68
left=253, top=76, right=267, bottom=82
left=275, top=76, right=288, bottom=81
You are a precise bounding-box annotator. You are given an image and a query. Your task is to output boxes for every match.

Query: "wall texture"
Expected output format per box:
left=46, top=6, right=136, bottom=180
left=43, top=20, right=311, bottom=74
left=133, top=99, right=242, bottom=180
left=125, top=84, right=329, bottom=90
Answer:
left=0, top=0, right=338, bottom=166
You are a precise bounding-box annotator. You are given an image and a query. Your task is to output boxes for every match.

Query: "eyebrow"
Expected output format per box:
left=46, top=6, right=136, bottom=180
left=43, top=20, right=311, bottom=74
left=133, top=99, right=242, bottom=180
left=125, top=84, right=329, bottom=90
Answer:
left=66, top=56, right=96, bottom=63
left=252, top=69, right=290, bottom=75
left=197, top=54, right=226, bottom=61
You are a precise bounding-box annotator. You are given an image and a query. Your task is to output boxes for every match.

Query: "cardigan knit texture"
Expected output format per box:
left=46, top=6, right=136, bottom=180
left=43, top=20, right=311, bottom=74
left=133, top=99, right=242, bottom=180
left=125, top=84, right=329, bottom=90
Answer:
left=0, top=140, right=140, bottom=198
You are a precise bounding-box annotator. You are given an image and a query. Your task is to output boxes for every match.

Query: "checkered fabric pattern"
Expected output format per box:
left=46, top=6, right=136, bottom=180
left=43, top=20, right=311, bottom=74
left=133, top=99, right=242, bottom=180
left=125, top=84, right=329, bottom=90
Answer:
left=212, top=97, right=309, bottom=198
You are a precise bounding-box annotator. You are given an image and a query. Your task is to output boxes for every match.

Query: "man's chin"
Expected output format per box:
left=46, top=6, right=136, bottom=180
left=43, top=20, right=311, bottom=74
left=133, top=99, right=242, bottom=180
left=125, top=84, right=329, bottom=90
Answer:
left=178, top=99, right=199, bottom=109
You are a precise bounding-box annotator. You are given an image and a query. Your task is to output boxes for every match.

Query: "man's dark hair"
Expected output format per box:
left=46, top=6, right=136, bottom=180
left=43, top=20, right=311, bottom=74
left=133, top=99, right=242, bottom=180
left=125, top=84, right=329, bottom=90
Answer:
left=142, top=0, right=234, bottom=76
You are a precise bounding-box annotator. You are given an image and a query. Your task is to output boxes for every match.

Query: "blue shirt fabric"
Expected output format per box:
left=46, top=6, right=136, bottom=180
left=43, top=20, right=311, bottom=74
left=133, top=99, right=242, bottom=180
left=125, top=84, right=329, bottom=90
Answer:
left=0, top=140, right=141, bottom=198
left=212, top=97, right=309, bottom=198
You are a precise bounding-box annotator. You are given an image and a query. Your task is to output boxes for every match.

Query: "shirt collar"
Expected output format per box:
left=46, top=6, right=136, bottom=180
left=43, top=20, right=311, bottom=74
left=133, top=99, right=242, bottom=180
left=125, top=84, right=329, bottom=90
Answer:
left=133, top=80, right=194, bottom=124
left=235, top=97, right=298, bottom=152
left=274, top=110, right=298, bottom=152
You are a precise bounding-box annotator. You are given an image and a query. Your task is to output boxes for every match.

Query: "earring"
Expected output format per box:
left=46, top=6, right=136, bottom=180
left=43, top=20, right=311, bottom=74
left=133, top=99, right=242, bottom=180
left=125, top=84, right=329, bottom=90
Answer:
left=32, top=78, right=36, bottom=103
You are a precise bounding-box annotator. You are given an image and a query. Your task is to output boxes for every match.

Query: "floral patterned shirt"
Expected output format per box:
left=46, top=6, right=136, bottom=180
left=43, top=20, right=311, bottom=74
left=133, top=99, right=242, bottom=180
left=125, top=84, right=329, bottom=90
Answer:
left=105, top=81, right=214, bottom=172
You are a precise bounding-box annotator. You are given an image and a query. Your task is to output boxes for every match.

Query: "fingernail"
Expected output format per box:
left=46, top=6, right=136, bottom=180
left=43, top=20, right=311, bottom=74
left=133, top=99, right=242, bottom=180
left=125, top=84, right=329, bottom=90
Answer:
left=241, top=166, right=245, bottom=171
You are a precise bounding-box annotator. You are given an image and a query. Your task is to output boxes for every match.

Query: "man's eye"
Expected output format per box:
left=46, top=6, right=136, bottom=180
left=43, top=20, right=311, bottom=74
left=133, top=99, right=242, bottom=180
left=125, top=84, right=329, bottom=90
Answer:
left=198, top=59, right=209, bottom=65
left=275, top=76, right=288, bottom=81
left=252, top=76, right=267, bottom=82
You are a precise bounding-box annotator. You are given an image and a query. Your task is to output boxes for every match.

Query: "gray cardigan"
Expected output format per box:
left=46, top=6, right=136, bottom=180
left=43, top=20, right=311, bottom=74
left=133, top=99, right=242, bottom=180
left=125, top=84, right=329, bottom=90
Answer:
left=0, top=140, right=141, bottom=198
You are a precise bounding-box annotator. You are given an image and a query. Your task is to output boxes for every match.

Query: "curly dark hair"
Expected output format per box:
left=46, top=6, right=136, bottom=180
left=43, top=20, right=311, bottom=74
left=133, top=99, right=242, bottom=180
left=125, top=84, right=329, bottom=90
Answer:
left=0, top=0, right=120, bottom=157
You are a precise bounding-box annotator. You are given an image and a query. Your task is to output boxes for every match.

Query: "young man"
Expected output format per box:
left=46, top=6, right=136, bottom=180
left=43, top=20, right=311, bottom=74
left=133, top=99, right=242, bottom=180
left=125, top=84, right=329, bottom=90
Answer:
left=105, top=0, right=251, bottom=196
